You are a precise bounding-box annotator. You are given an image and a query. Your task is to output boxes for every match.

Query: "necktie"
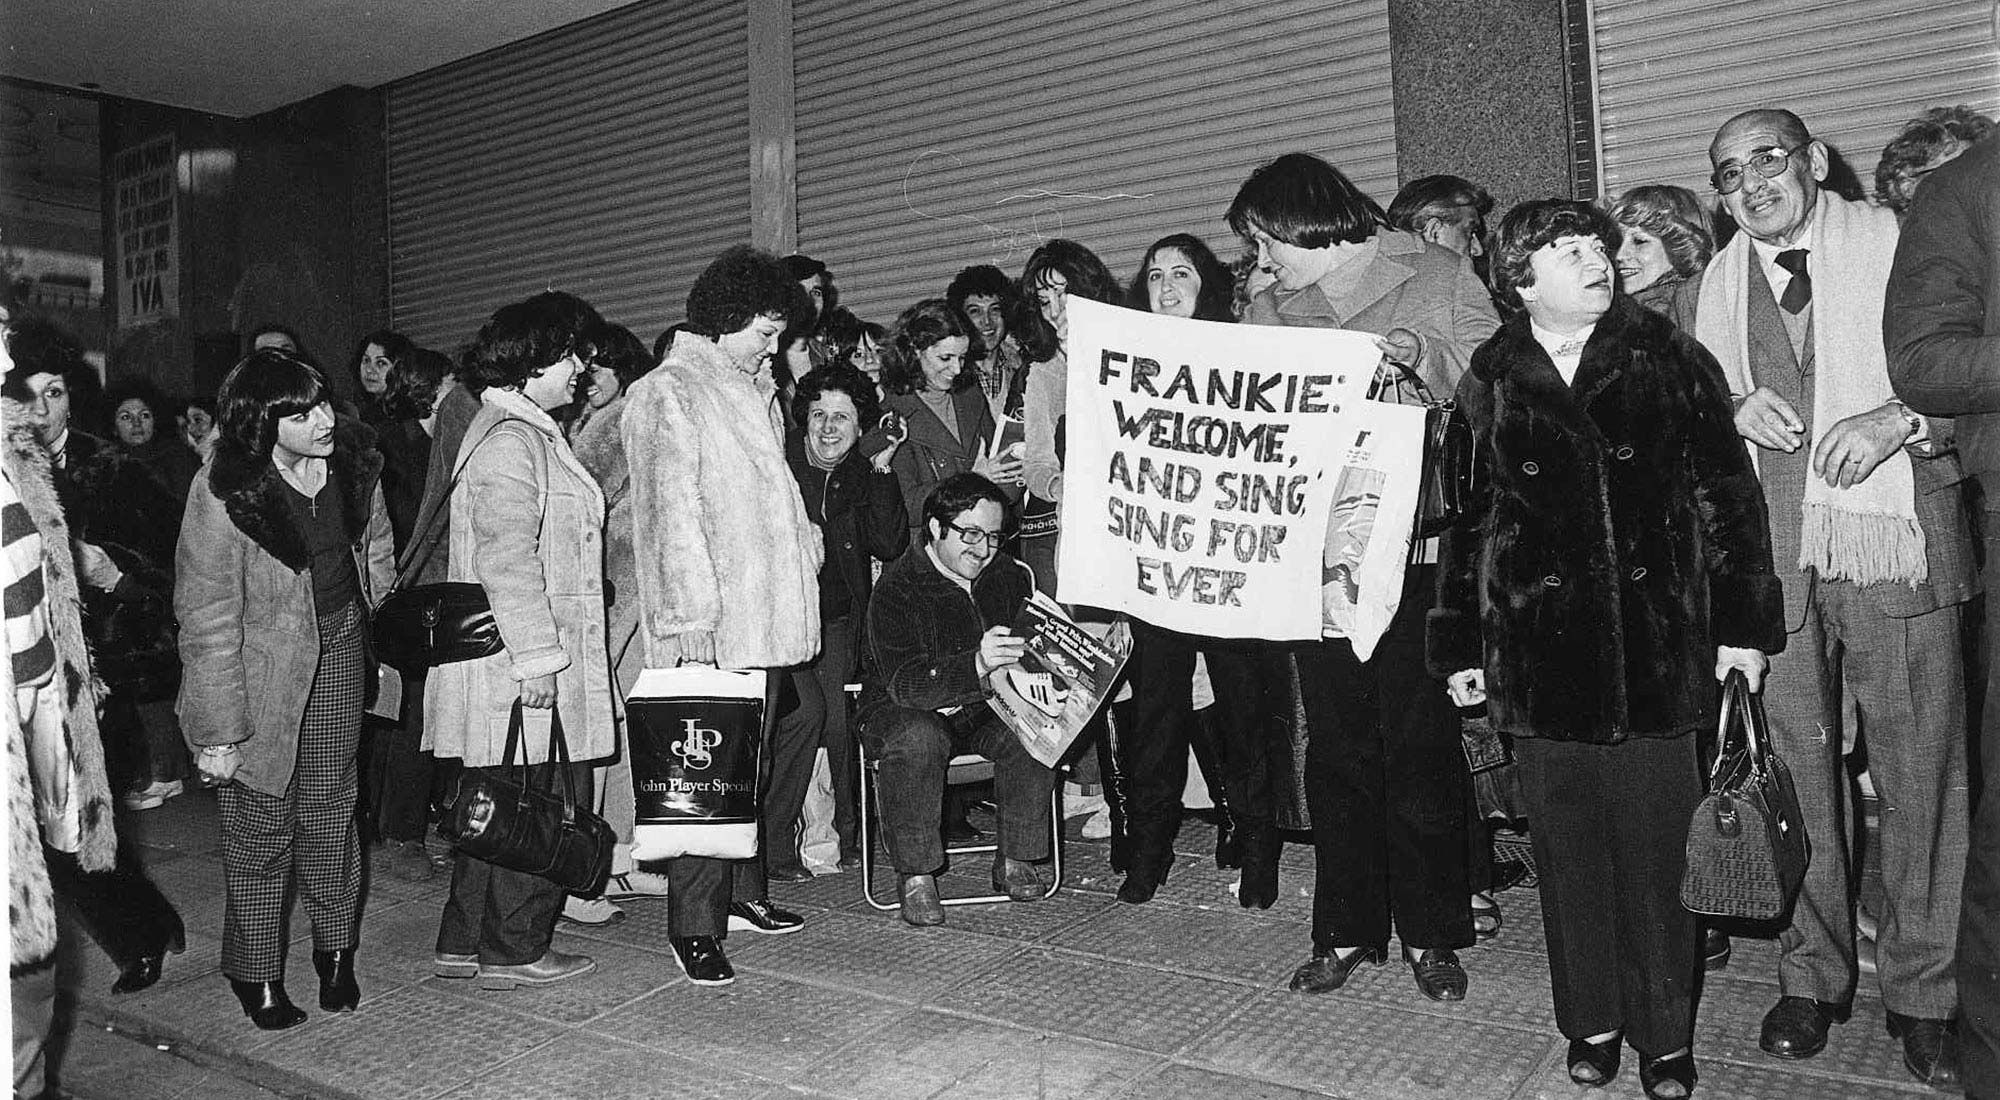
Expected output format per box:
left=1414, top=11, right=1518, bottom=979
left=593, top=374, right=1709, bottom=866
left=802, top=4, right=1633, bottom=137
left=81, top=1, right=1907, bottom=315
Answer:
left=1776, top=249, right=1811, bottom=314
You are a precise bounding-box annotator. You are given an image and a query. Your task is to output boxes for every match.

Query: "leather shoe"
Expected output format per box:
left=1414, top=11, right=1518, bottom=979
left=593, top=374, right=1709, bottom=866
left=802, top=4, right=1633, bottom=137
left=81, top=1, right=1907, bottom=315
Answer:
left=1117, top=854, right=1170, bottom=905
left=727, top=898, right=804, bottom=935
left=670, top=936, right=735, bottom=986
left=1759, top=995, right=1846, bottom=1059
left=1403, top=946, right=1467, bottom=1002
left=112, top=913, right=185, bottom=995
left=991, top=854, right=1051, bottom=901
left=1638, top=1050, right=1697, bottom=1100
left=312, top=948, right=360, bottom=1012
left=1236, top=824, right=1279, bottom=910
left=432, top=951, right=479, bottom=979
left=477, top=949, right=596, bottom=990
left=1703, top=927, right=1732, bottom=971
left=1886, top=1011, right=1962, bottom=1090
left=899, top=873, right=945, bottom=926
left=766, top=863, right=814, bottom=884
left=1566, top=1035, right=1622, bottom=1087
left=837, top=852, right=863, bottom=873
left=1213, top=809, right=1242, bottom=870
left=229, top=979, right=307, bottom=1031
left=1287, top=946, right=1384, bottom=994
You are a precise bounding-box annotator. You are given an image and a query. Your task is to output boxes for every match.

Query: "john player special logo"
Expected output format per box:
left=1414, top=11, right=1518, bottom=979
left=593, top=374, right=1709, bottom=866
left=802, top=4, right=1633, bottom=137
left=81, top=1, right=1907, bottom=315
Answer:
left=671, top=718, right=725, bottom=771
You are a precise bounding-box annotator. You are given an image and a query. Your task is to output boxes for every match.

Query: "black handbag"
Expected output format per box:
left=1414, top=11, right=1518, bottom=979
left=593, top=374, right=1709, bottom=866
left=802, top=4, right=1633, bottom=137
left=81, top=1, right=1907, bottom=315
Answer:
left=370, top=426, right=503, bottom=675
left=1371, top=362, right=1472, bottom=540
left=438, top=701, right=615, bottom=896
left=1680, top=670, right=1810, bottom=920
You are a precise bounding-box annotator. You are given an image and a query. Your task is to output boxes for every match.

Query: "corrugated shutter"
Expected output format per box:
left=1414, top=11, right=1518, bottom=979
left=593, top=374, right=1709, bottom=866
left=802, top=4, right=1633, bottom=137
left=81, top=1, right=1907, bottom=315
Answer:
left=1592, top=0, right=1999, bottom=198
left=793, top=0, right=1398, bottom=325
left=386, top=1, right=749, bottom=353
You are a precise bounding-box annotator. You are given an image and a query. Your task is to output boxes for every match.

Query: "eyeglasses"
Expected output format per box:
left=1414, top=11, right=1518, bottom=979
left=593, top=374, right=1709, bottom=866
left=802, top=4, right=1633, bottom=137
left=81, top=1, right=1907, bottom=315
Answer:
left=1711, top=144, right=1808, bottom=194
left=945, top=522, right=1002, bottom=549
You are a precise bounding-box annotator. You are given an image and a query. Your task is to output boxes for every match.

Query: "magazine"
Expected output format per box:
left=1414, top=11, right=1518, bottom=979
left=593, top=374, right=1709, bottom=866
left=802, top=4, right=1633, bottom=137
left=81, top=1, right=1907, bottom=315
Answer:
left=987, top=590, right=1133, bottom=767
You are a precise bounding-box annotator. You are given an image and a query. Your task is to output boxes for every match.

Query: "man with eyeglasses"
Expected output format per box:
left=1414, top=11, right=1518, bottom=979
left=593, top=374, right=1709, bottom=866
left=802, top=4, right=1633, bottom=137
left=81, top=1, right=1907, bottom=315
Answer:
left=855, top=473, right=1056, bottom=926
left=1885, top=128, right=2000, bottom=1100
left=1675, top=108, right=1974, bottom=1091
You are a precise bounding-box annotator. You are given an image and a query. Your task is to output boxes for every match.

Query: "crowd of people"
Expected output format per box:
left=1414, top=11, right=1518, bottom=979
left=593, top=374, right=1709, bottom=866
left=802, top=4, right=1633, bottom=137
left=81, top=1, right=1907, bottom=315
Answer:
left=5, top=99, right=1998, bottom=1100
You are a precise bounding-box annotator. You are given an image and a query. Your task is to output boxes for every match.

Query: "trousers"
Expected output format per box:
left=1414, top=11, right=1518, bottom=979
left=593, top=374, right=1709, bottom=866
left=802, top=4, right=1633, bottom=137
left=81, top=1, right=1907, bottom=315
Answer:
left=437, top=761, right=594, bottom=964
left=861, top=703, right=1055, bottom=874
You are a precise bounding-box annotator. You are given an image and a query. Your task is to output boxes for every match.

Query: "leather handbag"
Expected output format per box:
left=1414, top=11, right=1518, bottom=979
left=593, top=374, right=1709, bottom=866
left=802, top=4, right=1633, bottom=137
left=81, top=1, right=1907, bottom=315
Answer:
left=370, top=425, right=503, bottom=675
left=1680, top=670, right=1810, bottom=920
left=438, top=701, right=615, bottom=896
left=1372, top=362, right=1471, bottom=539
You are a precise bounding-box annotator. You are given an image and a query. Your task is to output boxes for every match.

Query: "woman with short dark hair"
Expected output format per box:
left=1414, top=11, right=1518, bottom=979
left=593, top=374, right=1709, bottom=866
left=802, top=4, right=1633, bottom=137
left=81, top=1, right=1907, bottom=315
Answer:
left=624, top=246, right=820, bottom=985
left=423, top=291, right=618, bottom=991
left=176, top=348, right=394, bottom=1029
left=1436, top=199, right=1781, bottom=1098
left=1231, top=150, right=1497, bottom=1000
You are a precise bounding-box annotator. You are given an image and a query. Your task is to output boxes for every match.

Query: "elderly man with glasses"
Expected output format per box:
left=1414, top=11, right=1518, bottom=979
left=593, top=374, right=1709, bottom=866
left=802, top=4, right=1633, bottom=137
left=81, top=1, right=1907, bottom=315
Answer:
left=856, top=472, right=1055, bottom=926
left=1673, top=108, right=1975, bottom=1092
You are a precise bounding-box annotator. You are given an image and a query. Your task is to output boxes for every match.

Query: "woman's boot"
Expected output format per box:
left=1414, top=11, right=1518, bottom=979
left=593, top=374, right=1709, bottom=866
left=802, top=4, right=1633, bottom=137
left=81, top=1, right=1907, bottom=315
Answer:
left=1187, top=705, right=1240, bottom=869
left=1236, top=818, right=1280, bottom=909
left=1097, top=702, right=1134, bottom=873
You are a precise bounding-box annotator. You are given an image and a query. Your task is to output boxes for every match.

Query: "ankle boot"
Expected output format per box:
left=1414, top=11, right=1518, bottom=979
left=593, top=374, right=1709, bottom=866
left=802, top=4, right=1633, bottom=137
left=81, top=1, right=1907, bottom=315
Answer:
left=1118, top=817, right=1176, bottom=904
left=230, top=978, right=307, bottom=1030
left=312, top=948, right=361, bottom=1012
left=1236, top=820, right=1280, bottom=909
left=1097, top=702, right=1134, bottom=873
left=1185, top=704, right=1240, bottom=869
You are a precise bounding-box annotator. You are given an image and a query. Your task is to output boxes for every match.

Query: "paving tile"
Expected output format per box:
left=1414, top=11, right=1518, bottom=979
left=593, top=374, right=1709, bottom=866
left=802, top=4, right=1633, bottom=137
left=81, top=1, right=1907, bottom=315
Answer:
left=421, top=931, right=679, bottom=1025
left=728, top=909, right=1020, bottom=1001
left=436, top=1030, right=769, bottom=1100
left=1504, top=1044, right=1932, bottom=1100
left=250, top=983, right=561, bottom=1100
left=933, top=944, right=1260, bottom=1052
left=923, top=886, right=1119, bottom=943
left=802, top=1008, right=1158, bottom=1100
left=57, top=1020, right=300, bottom=1100
left=1144, top=854, right=1317, bottom=918
left=125, top=792, right=226, bottom=857
left=105, top=934, right=341, bottom=1061
left=1047, top=899, right=1306, bottom=984
left=1118, top=1062, right=1342, bottom=1099
left=768, top=867, right=874, bottom=912
left=1691, top=972, right=1913, bottom=1089
left=1319, top=939, right=1556, bottom=1034
left=1184, top=989, right=1547, bottom=1098
left=594, top=973, right=908, bottom=1082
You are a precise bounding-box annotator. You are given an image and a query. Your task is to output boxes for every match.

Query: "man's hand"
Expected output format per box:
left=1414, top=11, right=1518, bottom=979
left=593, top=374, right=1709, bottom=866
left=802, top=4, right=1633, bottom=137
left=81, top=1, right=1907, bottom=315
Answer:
left=518, top=673, right=557, bottom=709
left=1445, top=668, right=1487, bottom=707
left=1715, top=646, right=1769, bottom=691
left=975, top=626, right=1027, bottom=678
left=1810, top=403, right=1909, bottom=489
left=1734, top=387, right=1805, bottom=452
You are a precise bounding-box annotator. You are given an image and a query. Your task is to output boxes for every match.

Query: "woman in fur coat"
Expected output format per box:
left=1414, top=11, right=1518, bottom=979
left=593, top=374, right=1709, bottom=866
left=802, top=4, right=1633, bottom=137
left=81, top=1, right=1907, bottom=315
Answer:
left=623, top=246, right=820, bottom=987
left=176, top=349, right=394, bottom=1030
left=1430, top=201, right=1783, bottom=1099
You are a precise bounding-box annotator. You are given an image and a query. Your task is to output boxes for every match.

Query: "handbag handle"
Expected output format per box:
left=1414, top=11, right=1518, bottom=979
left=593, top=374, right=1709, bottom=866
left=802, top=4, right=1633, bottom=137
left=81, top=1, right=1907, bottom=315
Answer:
left=499, top=699, right=583, bottom=819
left=1708, top=669, right=1772, bottom=786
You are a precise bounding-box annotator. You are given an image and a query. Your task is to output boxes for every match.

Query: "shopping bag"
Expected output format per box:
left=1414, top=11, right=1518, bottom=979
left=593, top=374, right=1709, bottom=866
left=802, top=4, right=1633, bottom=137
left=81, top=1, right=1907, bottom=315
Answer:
left=626, top=667, right=766, bottom=861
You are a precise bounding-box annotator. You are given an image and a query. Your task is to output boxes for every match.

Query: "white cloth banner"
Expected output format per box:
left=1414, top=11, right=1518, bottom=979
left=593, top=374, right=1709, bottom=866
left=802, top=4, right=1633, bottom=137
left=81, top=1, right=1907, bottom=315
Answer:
left=1056, top=298, right=1378, bottom=640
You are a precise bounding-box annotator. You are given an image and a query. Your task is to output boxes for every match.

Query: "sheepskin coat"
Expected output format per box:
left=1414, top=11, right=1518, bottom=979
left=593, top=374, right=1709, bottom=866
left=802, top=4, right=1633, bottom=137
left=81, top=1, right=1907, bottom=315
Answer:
left=1429, top=298, right=1786, bottom=743
left=422, top=389, right=616, bottom=767
left=6, top=400, right=116, bottom=971
left=623, top=333, right=823, bottom=670
left=175, top=417, right=394, bottom=796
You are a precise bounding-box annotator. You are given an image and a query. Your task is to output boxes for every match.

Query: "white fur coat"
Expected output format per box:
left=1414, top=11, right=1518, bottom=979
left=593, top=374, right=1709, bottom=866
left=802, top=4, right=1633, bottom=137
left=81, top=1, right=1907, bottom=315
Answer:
left=622, top=334, right=823, bottom=670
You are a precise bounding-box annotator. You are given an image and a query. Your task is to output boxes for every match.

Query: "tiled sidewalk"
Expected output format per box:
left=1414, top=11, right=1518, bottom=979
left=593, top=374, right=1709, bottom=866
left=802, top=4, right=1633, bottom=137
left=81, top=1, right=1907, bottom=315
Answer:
left=55, top=791, right=1932, bottom=1099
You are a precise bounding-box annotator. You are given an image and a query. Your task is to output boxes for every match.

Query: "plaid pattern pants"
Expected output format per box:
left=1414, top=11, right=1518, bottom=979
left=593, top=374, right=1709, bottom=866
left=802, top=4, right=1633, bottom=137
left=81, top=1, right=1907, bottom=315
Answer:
left=217, top=601, right=365, bottom=981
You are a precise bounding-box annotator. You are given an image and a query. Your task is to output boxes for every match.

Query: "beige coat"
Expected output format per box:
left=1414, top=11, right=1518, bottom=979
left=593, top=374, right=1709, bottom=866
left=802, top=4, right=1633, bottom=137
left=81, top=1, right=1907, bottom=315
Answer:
left=422, top=388, right=616, bottom=766
left=623, top=332, right=823, bottom=670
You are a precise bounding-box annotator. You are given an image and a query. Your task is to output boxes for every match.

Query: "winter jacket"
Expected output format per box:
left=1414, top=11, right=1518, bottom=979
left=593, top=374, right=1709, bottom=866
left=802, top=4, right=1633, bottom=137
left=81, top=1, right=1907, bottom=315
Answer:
left=859, top=545, right=1034, bottom=723
left=786, top=435, right=909, bottom=626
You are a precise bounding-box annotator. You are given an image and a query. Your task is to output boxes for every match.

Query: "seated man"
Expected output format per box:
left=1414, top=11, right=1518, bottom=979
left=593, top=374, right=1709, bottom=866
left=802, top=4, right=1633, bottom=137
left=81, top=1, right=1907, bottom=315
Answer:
left=859, top=473, right=1056, bottom=925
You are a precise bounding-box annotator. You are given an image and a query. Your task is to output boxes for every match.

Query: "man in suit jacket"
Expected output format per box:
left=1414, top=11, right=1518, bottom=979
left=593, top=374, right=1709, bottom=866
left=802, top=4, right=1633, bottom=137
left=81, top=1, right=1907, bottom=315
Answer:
left=1885, top=129, right=2000, bottom=1100
left=1677, top=109, right=1975, bottom=1091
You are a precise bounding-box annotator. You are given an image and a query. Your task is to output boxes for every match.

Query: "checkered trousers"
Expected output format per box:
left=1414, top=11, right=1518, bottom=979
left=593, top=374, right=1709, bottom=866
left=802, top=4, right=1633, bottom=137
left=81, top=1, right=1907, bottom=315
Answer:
left=218, top=600, right=365, bottom=981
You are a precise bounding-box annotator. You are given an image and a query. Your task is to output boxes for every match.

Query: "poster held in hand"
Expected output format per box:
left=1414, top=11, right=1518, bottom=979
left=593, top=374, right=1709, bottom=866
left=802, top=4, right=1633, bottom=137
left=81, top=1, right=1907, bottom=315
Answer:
left=987, top=590, right=1134, bottom=767
left=626, top=666, right=767, bottom=861
left=1318, top=399, right=1427, bottom=660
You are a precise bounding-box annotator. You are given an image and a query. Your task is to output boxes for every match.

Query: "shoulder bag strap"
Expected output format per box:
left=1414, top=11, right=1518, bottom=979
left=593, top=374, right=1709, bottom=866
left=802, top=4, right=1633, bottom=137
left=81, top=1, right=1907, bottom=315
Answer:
left=387, top=420, right=507, bottom=594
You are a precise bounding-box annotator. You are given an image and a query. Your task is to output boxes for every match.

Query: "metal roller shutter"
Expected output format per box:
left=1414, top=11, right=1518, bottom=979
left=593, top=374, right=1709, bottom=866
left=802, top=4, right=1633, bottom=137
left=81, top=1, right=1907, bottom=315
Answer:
left=386, top=1, right=750, bottom=353
left=793, top=0, right=1398, bottom=324
left=1592, top=0, right=1999, bottom=199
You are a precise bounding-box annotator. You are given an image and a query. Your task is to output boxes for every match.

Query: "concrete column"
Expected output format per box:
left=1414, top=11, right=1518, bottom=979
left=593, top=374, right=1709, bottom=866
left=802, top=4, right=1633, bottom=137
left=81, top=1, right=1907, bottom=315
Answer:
left=1386, top=0, right=1577, bottom=209
left=747, top=0, right=797, bottom=254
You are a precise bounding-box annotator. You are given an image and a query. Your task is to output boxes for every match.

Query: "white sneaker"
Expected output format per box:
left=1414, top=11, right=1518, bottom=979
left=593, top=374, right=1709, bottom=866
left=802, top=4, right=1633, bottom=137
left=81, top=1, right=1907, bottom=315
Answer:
left=604, top=870, right=671, bottom=900
left=1064, top=790, right=1107, bottom=820
left=560, top=895, right=625, bottom=926
left=121, top=779, right=183, bottom=811
left=1081, top=807, right=1113, bottom=840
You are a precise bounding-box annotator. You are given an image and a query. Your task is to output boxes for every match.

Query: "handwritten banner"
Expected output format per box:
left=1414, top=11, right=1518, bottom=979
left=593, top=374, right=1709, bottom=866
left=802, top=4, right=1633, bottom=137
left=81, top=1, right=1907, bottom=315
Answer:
left=1056, top=297, right=1378, bottom=640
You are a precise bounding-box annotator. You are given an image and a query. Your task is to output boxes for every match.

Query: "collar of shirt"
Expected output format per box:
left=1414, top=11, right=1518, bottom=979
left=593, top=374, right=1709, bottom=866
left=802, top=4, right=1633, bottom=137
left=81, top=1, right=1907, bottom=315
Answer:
left=1529, top=319, right=1594, bottom=383
left=1747, top=234, right=1808, bottom=301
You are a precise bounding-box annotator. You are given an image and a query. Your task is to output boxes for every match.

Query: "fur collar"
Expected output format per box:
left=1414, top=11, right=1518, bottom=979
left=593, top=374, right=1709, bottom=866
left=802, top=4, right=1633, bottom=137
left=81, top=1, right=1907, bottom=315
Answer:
left=207, top=415, right=384, bottom=572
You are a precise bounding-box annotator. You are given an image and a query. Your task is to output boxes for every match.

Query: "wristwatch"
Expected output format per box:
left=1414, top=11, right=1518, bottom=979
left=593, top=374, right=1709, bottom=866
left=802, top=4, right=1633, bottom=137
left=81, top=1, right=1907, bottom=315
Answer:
left=1888, top=400, right=1923, bottom=443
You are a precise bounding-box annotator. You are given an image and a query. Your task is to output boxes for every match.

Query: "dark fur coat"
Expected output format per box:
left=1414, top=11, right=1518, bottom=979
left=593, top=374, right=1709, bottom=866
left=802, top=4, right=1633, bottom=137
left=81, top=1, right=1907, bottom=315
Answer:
left=1428, top=298, right=1786, bottom=743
